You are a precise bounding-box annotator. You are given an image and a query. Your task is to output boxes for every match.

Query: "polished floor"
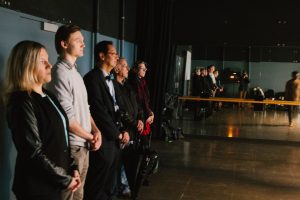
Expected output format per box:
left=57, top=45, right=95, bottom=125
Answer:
left=133, top=107, right=300, bottom=200
left=175, top=106, right=300, bottom=142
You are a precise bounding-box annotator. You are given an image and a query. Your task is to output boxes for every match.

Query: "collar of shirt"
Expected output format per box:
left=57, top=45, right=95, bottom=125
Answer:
left=57, top=56, right=77, bottom=70
left=209, top=73, right=216, bottom=83
left=100, top=68, right=119, bottom=111
left=101, top=68, right=109, bottom=78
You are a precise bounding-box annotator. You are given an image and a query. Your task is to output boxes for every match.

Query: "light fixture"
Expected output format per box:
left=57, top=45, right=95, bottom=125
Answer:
left=42, top=22, right=58, bottom=33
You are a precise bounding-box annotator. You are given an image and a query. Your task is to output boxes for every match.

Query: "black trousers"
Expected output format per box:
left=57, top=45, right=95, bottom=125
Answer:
left=122, top=146, right=144, bottom=199
left=84, top=144, right=120, bottom=200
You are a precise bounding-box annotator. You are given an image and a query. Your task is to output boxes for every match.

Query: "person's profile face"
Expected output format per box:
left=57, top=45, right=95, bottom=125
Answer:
left=64, top=31, right=85, bottom=58
left=214, top=71, right=219, bottom=77
left=119, top=59, right=129, bottom=79
left=138, top=63, right=147, bottom=78
left=104, top=44, right=119, bottom=68
left=36, top=48, right=52, bottom=85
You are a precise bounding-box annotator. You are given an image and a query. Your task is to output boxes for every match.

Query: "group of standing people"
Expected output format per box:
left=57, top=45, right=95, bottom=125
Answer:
left=192, top=65, right=223, bottom=118
left=5, top=24, right=154, bottom=200
left=192, top=65, right=223, bottom=98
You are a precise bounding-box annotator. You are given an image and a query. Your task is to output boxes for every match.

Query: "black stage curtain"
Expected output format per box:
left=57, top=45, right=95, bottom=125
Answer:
left=136, top=0, right=175, bottom=138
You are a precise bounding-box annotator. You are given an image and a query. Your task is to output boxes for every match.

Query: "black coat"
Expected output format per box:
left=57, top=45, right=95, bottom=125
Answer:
left=7, top=90, right=76, bottom=197
left=83, top=66, right=124, bottom=200
left=115, top=81, right=143, bottom=138
left=83, top=67, right=123, bottom=147
left=192, top=74, right=201, bottom=96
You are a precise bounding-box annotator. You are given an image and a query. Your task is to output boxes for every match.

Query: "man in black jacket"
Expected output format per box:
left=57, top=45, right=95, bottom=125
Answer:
left=114, top=58, right=144, bottom=198
left=83, top=41, right=130, bottom=200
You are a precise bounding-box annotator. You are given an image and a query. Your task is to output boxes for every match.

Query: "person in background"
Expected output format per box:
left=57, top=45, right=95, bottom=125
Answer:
left=207, top=65, right=217, bottom=97
left=192, top=68, right=202, bottom=119
left=213, top=70, right=223, bottom=111
left=238, top=71, right=250, bottom=108
left=199, top=68, right=211, bottom=96
left=285, top=71, right=300, bottom=127
left=192, top=68, right=201, bottom=96
left=47, top=24, right=101, bottom=200
left=5, top=40, right=80, bottom=200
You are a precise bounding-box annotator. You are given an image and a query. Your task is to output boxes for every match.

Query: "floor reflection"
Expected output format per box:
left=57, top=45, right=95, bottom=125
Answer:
left=125, top=107, right=300, bottom=200
left=173, top=108, right=300, bottom=142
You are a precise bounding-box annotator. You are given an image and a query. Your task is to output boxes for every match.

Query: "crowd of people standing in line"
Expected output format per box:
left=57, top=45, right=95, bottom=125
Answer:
left=191, top=65, right=254, bottom=118
left=191, top=65, right=300, bottom=127
left=191, top=65, right=224, bottom=119
left=4, top=24, right=154, bottom=200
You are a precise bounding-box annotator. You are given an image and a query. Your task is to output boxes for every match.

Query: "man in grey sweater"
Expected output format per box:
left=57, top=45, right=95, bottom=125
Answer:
left=47, top=24, right=101, bottom=200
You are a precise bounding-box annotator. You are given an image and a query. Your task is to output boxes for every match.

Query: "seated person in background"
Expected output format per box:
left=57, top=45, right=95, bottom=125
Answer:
left=5, top=41, right=80, bottom=200
left=285, top=71, right=300, bottom=127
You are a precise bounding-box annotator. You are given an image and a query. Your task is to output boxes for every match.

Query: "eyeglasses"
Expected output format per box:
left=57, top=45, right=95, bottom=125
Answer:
left=107, top=52, right=118, bottom=56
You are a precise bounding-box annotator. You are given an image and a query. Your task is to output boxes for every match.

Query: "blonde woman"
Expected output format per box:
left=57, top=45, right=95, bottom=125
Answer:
left=5, top=41, right=80, bottom=200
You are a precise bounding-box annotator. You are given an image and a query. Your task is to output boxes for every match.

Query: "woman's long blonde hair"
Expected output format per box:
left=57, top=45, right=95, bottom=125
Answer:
left=5, top=41, right=45, bottom=97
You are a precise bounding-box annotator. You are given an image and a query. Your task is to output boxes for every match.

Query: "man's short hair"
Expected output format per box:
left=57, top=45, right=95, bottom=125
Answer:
left=94, top=41, right=113, bottom=63
left=114, top=57, right=127, bottom=74
left=207, top=65, right=215, bottom=70
left=55, top=25, right=81, bottom=55
left=292, top=71, right=300, bottom=78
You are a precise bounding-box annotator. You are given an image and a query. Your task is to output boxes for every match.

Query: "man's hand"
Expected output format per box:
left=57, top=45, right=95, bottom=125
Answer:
left=89, top=131, right=102, bottom=151
left=137, top=120, right=144, bottom=132
left=121, top=131, right=130, bottom=144
left=73, top=170, right=80, bottom=178
left=67, top=171, right=81, bottom=192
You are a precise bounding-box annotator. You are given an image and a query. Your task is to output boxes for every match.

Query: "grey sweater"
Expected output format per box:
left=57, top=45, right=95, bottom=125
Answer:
left=47, top=58, right=91, bottom=148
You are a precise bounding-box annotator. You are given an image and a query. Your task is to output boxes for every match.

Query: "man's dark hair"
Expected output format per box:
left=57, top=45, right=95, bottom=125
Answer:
left=207, top=65, right=215, bottom=70
left=292, top=71, right=299, bottom=78
left=55, top=24, right=81, bottom=55
left=94, top=41, right=113, bottom=63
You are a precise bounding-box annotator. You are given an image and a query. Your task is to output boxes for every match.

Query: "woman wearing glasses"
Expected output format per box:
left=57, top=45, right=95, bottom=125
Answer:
left=5, top=41, right=80, bottom=200
left=128, top=60, right=154, bottom=147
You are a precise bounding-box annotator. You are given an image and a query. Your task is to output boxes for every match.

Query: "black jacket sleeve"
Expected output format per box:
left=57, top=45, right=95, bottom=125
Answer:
left=7, top=96, right=72, bottom=189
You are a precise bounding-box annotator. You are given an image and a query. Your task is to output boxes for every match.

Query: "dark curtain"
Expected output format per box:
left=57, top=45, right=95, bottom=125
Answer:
left=135, top=0, right=175, bottom=138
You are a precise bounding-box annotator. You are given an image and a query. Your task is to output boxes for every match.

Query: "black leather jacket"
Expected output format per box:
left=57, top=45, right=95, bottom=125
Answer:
left=7, top=90, right=77, bottom=197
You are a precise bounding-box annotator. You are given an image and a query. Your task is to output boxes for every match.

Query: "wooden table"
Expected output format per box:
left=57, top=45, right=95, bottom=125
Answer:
left=178, top=96, right=300, bottom=106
